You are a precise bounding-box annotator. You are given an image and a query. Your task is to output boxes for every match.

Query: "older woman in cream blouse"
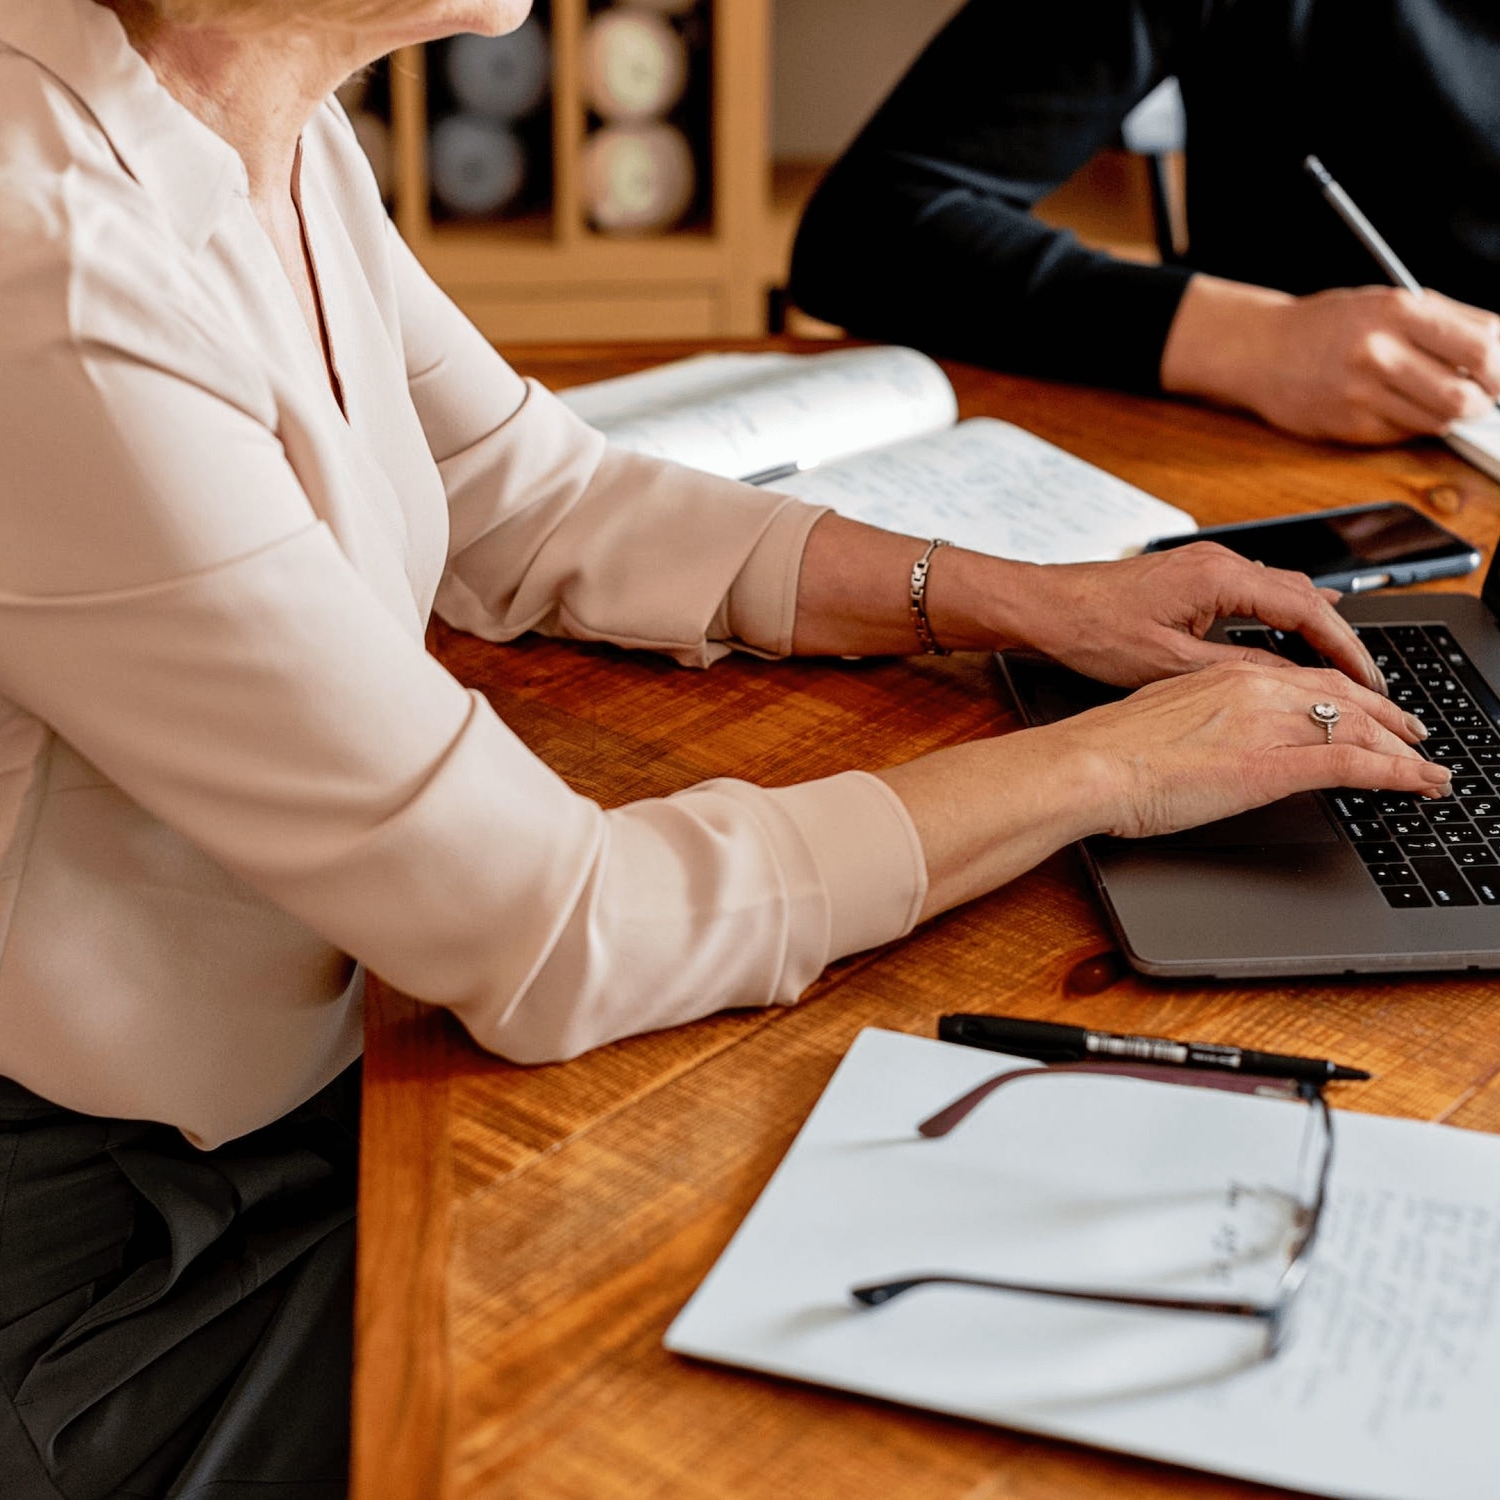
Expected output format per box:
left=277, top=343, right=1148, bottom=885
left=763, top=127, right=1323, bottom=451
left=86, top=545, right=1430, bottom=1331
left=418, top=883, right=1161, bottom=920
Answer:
left=0, top=0, right=1444, bottom=1494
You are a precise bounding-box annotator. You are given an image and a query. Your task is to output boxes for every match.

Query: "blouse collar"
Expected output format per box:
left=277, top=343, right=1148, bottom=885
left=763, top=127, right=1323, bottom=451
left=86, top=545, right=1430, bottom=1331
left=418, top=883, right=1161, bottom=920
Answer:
left=0, top=0, right=248, bottom=251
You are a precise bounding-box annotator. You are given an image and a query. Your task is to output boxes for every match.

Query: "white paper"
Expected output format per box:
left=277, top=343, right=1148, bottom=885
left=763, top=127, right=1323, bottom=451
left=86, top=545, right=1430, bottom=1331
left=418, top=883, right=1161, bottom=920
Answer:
left=559, top=345, right=958, bottom=480
left=558, top=352, right=796, bottom=429
left=666, top=1029, right=1500, bottom=1500
left=1447, top=407, right=1500, bottom=486
left=774, top=417, right=1198, bottom=564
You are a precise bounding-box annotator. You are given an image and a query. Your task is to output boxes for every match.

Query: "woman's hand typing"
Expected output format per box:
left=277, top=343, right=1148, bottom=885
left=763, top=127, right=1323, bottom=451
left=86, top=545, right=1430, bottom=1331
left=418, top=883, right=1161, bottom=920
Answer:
left=935, top=539, right=1385, bottom=693
left=877, top=659, right=1446, bottom=921
left=795, top=517, right=1385, bottom=698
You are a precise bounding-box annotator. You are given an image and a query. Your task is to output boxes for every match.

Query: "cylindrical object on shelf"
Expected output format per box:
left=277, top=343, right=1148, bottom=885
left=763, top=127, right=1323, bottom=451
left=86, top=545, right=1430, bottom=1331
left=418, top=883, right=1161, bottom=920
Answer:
left=446, top=21, right=551, bottom=121
left=430, top=114, right=527, bottom=218
left=347, top=109, right=393, bottom=201
left=581, top=7, right=689, bottom=124
left=583, top=122, right=695, bottom=234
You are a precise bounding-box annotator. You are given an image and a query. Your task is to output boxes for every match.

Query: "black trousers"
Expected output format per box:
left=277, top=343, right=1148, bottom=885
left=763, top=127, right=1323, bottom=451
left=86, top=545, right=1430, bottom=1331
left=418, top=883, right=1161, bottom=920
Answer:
left=0, top=1064, right=359, bottom=1500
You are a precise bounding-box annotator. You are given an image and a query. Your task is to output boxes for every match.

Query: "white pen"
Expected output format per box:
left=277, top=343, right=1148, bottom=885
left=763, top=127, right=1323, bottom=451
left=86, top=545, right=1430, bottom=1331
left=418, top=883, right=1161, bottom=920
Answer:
left=740, top=459, right=811, bottom=486
left=1305, top=153, right=1500, bottom=409
left=1302, top=154, right=1423, bottom=293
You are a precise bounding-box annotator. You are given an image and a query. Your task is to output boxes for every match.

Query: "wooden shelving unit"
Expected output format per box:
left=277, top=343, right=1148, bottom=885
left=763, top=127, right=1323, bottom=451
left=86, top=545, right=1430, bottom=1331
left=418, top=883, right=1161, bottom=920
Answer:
left=385, top=0, right=774, bottom=343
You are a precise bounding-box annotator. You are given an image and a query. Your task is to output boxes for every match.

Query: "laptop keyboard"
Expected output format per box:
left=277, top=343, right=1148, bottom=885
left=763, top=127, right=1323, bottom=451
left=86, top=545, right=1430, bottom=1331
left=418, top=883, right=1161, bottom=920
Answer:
left=1224, top=623, right=1500, bottom=910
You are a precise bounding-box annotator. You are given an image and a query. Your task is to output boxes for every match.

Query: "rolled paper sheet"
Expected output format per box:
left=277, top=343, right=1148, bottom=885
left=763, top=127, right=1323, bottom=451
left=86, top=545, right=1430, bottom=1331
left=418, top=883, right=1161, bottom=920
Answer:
left=446, top=20, right=551, bottom=121
left=430, top=114, right=527, bottom=217
left=581, top=7, right=689, bottom=124
left=347, top=109, right=393, bottom=202
left=583, top=122, right=695, bottom=234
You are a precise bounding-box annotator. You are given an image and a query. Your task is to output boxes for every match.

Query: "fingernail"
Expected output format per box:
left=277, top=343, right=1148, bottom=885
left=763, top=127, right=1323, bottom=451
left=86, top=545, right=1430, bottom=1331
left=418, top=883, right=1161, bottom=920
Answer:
left=1422, top=765, right=1453, bottom=798
left=1405, top=714, right=1429, bottom=739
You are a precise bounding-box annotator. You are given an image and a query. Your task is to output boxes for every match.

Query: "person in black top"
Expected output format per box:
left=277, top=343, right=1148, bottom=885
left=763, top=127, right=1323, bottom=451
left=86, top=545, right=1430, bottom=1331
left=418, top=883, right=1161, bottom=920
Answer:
left=789, top=0, right=1500, bottom=446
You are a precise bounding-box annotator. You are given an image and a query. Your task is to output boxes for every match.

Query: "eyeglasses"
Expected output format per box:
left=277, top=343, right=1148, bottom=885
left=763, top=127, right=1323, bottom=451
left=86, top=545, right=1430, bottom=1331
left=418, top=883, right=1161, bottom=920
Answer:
left=849, top=1061, right=1333, bottom=1361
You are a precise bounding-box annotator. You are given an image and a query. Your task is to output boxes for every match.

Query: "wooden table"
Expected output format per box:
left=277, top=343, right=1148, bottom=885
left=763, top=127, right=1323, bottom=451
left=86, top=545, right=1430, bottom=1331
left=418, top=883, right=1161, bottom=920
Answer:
left=353, top=343, right=1500, bottom=1500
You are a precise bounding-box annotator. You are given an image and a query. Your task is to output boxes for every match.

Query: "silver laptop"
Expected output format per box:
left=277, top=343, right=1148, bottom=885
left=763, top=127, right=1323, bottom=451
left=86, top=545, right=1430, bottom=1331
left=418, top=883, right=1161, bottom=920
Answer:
left=998, top=549, right=1500, bottom=977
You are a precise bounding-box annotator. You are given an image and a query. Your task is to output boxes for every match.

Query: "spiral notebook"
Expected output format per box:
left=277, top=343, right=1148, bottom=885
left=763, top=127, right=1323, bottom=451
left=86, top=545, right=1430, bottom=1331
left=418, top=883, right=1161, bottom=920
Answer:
left=666, top=1028, right=1500, bottom=1500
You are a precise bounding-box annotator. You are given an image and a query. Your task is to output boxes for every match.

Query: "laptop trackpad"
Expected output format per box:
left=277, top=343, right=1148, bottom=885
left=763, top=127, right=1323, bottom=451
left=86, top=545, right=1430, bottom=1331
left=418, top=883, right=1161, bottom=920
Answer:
left=1145, top=793, right=1339, bottom=848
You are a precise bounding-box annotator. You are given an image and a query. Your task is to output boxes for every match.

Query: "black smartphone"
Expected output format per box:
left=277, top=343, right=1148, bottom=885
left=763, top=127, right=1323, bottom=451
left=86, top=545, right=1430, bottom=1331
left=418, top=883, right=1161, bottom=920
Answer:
left=1144, top=501, right=1480, bottom=592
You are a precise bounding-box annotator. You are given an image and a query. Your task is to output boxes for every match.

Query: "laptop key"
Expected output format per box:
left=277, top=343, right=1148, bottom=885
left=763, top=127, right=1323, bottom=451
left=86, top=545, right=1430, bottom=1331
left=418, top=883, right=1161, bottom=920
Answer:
left=1388, top=815, right=1431, bottom=837
left=1452, top=779, right=1493, bottom=799
left=1474, top=818, right=1500, bottom=839
left=1473, top=748, right=1500, bottom=767
left=1409, top=857, right=1480, bottom=906
left=1399, top=835, right=1444, bottom=855
left=1435, top=693, right=1477, bottom=713
left=1342, top=820, right=1388, bottom=842
left=1431, top=756, right=1478, bottom=778
left=1467, top=872, right=1500, bottom=904
left=1440, top=826, right=1483, bottom=846
left=1381, top=885, right=1433, bottom=908
left=1426, top=804, right=1469, bottom=827
left=1368, top=862, right=1420, bottom=887
left=1462, top=798, right=1500, bottom=819
left=1453, top=846, right=1499, bottom=867
left=1374, top=793, right=1418, bottom=816
left=1355, top=841, right=1403, bottom=864
left=1425, top=740, right=1468, bottom=763
left=1327, top=791, right=1374, bottom=820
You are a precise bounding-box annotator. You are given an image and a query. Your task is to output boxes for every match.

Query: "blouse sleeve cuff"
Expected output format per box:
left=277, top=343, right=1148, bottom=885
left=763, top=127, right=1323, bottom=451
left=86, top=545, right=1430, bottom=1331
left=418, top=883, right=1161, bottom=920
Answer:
left=762, top=769, right=927, bottom=963
left=720, top=498, right=829, bottom=658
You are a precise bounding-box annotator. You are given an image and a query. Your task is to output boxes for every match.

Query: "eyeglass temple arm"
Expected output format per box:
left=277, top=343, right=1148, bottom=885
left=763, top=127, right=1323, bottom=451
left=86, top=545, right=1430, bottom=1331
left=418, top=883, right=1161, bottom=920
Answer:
left=919, top=1062, right=1306, bottom=1139
left=850, top=1272, right=1279, bottom=1320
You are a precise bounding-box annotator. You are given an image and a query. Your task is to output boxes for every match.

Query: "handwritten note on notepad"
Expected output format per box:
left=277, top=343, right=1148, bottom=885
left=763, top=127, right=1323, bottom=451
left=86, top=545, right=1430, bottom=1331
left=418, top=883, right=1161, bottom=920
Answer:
left=776, top=418, right=1196, bottom=565
left=559, top=347, right=1198, bottom=562
left=666, top=1029, right=1500, bottom=1500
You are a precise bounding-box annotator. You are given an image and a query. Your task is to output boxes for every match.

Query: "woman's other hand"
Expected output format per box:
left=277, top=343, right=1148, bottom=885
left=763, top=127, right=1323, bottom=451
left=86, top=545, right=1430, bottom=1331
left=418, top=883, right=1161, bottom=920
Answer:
left=974, top=541, right=1385, bottom=692
left=878, top=659, right=1446, bottom=921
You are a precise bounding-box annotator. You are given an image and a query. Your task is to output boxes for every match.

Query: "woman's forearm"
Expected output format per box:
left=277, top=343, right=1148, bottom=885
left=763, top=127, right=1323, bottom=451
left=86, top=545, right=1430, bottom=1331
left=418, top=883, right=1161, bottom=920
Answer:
left=789, top=511, right=1038, bottom=657
left=874, top=729, right=1111, bottom=921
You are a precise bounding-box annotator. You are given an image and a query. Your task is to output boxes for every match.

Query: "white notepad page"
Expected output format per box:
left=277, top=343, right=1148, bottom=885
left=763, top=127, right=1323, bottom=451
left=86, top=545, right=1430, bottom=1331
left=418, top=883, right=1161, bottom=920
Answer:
left=666, top=1029, right=1500, bottom=1500
left=775, top=418, right=1196, bottom=565
left=559, top=345, right=958, bottom=480
left=1448, top=407, right=1500, bottom=486
left=561, top=347, right=1197, bottom=563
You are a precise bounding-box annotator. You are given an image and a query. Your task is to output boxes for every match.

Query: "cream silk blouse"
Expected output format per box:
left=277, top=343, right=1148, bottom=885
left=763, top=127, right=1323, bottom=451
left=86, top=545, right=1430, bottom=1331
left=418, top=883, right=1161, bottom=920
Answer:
left=0, top=0, right=926, bottom=1146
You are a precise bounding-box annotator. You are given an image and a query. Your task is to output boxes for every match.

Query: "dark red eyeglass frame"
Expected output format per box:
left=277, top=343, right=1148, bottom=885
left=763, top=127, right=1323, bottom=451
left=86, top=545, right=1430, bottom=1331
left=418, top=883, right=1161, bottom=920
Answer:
left=850, top=1061, right=1333, bottom=1359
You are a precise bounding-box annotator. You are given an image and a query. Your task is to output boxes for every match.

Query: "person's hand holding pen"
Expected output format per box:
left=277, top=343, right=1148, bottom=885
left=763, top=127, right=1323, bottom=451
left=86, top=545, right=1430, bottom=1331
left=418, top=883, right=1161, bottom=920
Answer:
left=1162, top=154, right=1500, bottom=446
left=1160, top=275, right=1500, bottom=445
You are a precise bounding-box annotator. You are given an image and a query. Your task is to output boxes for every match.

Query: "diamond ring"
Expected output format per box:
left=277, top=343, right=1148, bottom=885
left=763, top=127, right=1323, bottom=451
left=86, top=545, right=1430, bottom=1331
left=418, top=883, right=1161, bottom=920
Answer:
left=1309, top=702, right=1342, bottom=744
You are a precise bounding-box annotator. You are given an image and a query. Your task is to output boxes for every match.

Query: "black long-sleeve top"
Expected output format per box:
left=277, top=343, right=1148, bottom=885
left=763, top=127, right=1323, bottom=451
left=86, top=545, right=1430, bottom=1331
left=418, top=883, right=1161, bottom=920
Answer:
left=788, top=0, right=1500, bottom=395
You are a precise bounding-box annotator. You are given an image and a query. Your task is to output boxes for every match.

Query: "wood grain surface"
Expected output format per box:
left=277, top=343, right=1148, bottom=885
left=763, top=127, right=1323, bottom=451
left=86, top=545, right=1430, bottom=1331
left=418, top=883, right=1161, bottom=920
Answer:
left=353, top=342, right=1500, bottom=1500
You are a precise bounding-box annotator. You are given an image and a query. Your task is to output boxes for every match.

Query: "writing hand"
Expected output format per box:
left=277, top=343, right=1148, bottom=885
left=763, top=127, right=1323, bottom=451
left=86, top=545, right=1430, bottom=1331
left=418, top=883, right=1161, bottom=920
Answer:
left=1161, top=275, right=1500, bottom=446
